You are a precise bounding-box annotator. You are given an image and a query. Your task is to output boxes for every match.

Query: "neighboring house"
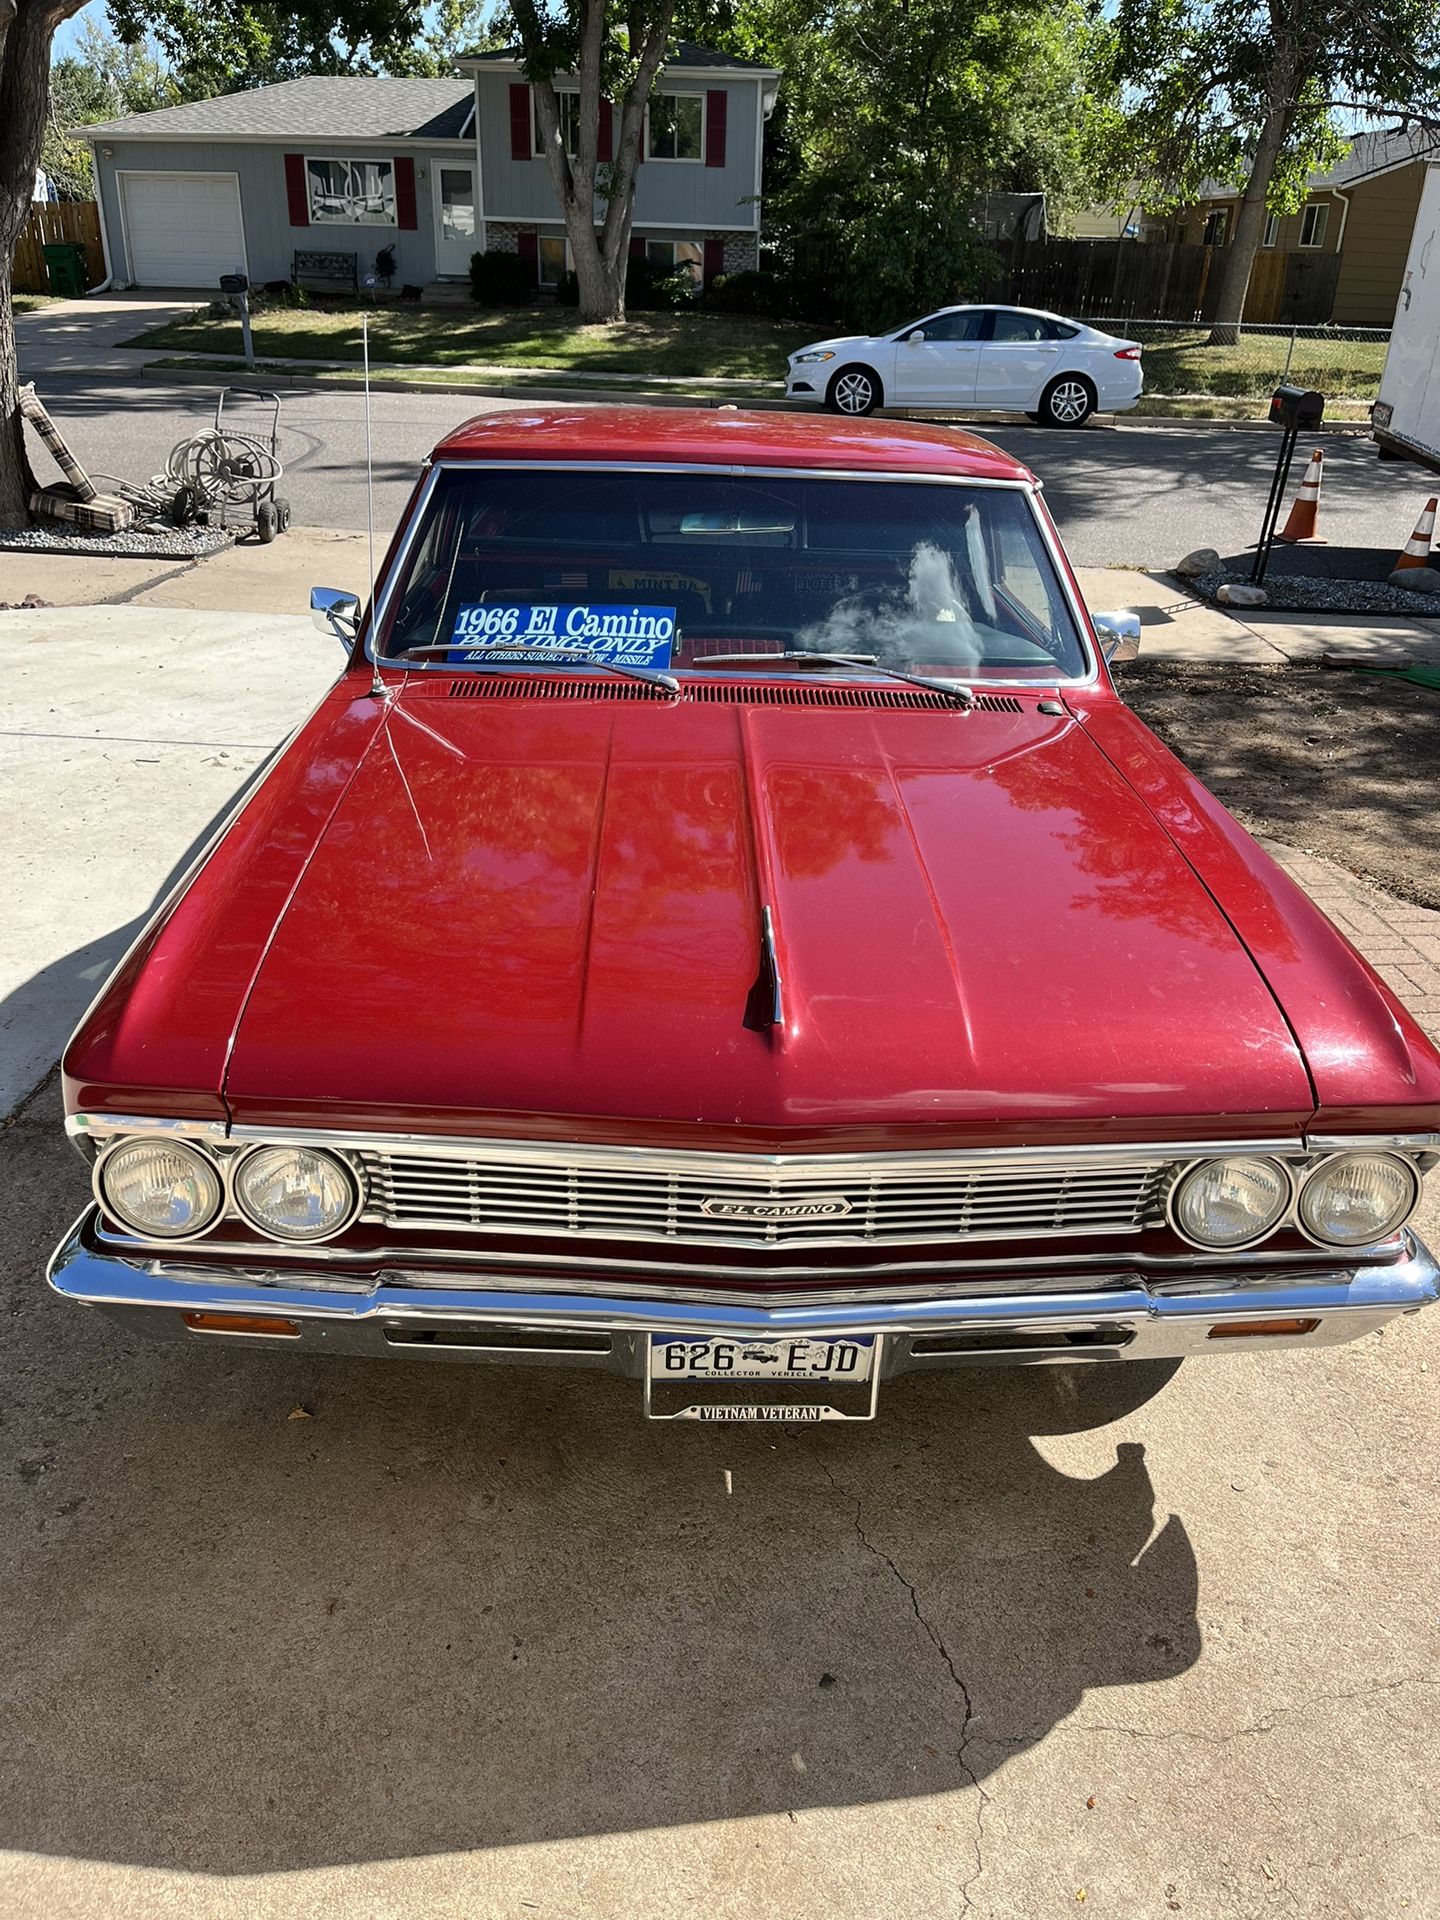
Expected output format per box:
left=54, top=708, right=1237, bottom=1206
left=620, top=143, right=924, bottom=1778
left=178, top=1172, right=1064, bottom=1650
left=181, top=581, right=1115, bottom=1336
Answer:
left=81, top=44, right=778, bottom=294
left=1167, top=128, right=1440, bottom=326
left=1061, top=198, right=1166, bottom=242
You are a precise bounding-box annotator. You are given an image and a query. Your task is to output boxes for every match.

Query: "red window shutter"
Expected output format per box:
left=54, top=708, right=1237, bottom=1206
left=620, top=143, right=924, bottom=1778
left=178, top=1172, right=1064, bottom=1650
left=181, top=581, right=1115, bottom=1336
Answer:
left=394, top=156, right=417, bottom=230
left=703, top=238, right=725, bottom=285
left=284, top=152, right=309, bottom=227
left=517, top=231, right=539, bottom=279
left=629, top=235, right=646, bottom=259
left=598, top=99, right=613, bottom=163
left=510, top=83, right=532, bottom=160
left=705, top=90, right=727, bottom=168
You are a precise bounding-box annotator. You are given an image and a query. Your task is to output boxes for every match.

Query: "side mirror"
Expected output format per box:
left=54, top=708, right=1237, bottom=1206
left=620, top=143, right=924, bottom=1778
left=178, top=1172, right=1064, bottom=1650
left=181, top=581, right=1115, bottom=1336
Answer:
left=905, top=330, right=926, bottom=344
left=1092, top=610, right=1142, bottom=666
left=311, top=585, right=361, bottom=640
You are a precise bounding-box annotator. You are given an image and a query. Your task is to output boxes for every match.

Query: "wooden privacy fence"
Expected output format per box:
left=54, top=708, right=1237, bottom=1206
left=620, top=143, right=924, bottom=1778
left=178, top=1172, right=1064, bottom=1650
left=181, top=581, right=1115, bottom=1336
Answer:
left=986, top=236, right=1342, bottom=327
left=13, top=201, right=104, bottom=294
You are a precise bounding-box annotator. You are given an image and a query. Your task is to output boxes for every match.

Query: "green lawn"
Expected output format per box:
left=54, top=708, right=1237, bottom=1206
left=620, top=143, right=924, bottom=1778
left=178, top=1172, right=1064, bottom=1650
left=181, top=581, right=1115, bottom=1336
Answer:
left=13, top=293, right=57, bottom=313
left=128, top=302, right=813, bottom=381
left=1132, top=330, right=1387, bottom=399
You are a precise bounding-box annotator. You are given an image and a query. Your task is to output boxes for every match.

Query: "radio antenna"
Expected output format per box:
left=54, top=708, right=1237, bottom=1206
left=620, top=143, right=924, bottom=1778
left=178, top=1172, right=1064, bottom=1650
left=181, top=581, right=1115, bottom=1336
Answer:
left=363, top=312, right=385, bottom=699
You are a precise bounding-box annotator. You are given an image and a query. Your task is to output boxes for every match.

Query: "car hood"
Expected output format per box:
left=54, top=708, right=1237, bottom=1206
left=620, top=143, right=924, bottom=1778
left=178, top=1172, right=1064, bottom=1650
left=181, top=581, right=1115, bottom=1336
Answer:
left=790, top=335, right=872, bottom=361
left=220, top=686, right=1315, bottom=1145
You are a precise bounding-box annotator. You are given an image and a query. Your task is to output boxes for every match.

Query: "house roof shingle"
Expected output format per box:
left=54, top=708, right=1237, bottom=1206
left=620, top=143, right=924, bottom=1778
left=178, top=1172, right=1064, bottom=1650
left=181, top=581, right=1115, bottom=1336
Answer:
left=1197, top=125, right=1440, bottom=201
left=84, top=75, right=473, bottom=142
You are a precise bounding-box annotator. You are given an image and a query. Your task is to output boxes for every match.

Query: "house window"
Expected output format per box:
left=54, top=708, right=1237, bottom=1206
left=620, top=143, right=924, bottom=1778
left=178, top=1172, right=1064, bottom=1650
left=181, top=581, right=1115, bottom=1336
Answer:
left=1202, top=207, right=1229, bottom=247
left=1262, top=211, right=1279, bottom=248
left=646, top=237, right=704, bottom=282
left=1299, top=202, right=1329, bottom=248
left=306, top=157, right=395, bottom=225
left=538, top=234, right=568, bottom=285
left=646, top=94, right=704, bottom=161
left=534, top=89, right=582, bottom=158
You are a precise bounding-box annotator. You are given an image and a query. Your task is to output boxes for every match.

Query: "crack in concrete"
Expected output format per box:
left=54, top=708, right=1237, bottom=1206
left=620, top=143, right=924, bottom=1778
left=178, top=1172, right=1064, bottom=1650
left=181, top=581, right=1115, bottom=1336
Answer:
left=1015, top=1675, right=1439, bottom=1750
left=820, top=1460, right=990, bottom=1914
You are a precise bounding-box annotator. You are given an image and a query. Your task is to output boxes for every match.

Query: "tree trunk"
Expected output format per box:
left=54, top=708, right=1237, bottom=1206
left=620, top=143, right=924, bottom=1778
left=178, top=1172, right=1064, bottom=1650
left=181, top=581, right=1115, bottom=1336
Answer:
left=1, top=0, right=80, bottom=526
left=1205, top=86, right=1297, bottom=346
left=515, top=0, right=674, bottom=326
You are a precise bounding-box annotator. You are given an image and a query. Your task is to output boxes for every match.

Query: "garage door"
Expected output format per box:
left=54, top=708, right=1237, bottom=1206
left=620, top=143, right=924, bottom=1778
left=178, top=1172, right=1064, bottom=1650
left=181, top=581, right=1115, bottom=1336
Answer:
left=120, top=171, right=246, bottom=288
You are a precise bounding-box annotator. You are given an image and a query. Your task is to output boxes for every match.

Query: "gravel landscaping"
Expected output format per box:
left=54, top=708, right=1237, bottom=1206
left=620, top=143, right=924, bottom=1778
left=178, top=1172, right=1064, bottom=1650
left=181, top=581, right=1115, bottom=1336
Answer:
left=1123, top=659, right=1440, bottom=908
left=1184, top=567, right=1440, bottom=616
left=0, top=524, right=236, bottom=559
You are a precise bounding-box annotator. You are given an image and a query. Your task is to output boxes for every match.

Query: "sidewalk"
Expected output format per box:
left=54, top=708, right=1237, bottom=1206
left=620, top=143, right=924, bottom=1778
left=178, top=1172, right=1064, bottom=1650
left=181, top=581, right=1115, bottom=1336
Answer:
left=1073, top=567, right=1440, bottom=666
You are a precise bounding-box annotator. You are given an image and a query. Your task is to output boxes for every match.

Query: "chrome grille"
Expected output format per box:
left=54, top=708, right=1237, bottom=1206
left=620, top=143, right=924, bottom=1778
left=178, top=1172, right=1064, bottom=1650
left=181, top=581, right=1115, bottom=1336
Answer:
left=359, top=1145, right=1170, bottom=1248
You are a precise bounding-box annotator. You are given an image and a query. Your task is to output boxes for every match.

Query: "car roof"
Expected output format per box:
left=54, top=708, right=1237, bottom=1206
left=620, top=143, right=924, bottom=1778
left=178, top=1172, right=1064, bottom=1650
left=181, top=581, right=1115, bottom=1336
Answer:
left=432, top=406, right=1036, bottom=485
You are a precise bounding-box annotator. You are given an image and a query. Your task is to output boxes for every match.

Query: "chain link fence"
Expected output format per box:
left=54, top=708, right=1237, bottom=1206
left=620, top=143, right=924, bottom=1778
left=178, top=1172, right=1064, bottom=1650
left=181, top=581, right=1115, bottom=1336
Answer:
left=1074, top=318, right=1390, bottom=403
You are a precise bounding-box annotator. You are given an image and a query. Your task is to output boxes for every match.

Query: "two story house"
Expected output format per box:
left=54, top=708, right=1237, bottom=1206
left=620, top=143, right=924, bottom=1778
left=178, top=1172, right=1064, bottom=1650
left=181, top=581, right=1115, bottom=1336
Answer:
left=82, top=43, right=779, bottom=294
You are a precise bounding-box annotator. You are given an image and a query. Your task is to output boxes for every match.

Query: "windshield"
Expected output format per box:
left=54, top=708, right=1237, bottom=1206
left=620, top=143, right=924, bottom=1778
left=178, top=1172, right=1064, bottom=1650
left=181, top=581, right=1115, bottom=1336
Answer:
left=378, top=468, right=1089, bottom=682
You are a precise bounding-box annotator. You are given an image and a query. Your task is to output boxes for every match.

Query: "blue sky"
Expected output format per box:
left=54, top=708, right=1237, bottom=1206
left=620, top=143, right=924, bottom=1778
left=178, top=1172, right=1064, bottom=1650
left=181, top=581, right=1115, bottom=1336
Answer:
left=54, top=0, right=107, bottom=55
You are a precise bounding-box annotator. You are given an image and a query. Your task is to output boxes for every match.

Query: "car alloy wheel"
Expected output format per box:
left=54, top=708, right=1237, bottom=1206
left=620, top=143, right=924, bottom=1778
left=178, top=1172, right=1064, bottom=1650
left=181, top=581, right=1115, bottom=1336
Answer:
left=828, top=367, right=880, bottom=416
left=1043, top=377, right=1093, bottom=427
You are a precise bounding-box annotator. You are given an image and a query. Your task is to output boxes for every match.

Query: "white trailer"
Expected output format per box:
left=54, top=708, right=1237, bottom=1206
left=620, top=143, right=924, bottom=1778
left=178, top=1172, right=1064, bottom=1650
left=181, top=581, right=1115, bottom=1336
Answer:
left=1373, top=162, right=1440, bottom=472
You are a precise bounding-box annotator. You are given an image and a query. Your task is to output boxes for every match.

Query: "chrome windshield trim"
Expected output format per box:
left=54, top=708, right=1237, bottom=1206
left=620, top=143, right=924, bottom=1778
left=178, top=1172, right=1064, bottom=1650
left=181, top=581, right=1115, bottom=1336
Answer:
left=361, top=458, right=1100, bottom=689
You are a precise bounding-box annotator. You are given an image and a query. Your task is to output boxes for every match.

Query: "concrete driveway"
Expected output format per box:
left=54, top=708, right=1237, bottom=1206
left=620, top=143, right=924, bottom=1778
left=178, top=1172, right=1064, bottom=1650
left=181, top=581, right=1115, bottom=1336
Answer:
left=1, top=594, right=1437, bottom=1918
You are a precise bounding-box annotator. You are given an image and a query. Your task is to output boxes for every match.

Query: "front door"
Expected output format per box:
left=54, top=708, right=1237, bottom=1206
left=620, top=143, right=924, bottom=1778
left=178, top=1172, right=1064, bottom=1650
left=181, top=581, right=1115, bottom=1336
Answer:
left=434, top=165, right=477, bottom=277
left=887, top=309, right=985, bottom=406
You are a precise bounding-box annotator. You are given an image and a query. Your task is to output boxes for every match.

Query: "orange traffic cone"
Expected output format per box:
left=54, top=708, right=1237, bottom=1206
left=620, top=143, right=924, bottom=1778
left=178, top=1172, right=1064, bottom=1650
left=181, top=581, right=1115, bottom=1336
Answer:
left=1276, top=449, right=1325, bottom=543
left=1391, top=498, right=1438, bottom=571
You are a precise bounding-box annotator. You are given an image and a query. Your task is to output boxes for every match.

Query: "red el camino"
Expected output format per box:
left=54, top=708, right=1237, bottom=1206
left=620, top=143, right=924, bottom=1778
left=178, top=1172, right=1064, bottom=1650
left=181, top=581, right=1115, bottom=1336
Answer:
left=49, top=408, right=1440, bottom=1423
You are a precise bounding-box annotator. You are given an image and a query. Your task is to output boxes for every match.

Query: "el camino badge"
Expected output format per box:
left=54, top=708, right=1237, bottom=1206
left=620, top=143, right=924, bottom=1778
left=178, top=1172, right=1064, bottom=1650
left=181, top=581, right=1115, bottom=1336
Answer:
left=701, top=1196, right=853, bottom=1223
left=448, top=602, right=676, bottom=669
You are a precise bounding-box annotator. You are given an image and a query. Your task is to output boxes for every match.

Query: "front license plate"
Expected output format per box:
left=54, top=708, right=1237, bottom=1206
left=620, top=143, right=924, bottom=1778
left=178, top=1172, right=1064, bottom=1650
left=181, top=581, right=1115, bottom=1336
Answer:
left=645, top=1334, right=880, bottom=1421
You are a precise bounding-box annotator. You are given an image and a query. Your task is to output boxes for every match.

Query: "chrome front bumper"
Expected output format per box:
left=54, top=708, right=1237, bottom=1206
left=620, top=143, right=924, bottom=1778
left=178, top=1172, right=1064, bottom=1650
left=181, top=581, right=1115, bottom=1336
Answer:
left=46, top=1211, right=1440, bottom=1376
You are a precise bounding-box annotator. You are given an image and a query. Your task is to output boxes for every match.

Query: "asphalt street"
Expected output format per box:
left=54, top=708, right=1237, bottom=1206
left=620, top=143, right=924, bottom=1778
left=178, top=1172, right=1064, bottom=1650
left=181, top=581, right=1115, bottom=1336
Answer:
left=26, top=370, right=1428, bottom=568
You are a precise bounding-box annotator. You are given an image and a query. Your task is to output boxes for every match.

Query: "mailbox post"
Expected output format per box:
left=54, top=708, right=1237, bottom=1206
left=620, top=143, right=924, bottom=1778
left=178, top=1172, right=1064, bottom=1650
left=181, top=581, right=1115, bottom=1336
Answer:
left=219, top=272, right=255, bottom=374
left=1251, top=384, right=1325, bottom=584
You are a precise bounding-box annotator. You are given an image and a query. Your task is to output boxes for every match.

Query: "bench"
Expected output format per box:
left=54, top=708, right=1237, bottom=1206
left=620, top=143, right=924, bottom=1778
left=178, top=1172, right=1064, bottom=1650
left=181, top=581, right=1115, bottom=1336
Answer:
left=292, top=249, right=358, bottom=293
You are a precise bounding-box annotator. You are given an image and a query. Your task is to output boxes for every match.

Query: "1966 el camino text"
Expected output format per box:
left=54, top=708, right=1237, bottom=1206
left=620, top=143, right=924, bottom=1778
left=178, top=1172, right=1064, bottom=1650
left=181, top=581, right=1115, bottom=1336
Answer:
left=48, top=409, right=1440, bottom=1421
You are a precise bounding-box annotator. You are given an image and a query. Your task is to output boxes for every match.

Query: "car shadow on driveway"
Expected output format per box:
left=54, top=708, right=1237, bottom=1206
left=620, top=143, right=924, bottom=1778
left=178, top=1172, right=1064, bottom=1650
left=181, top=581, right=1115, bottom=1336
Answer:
left=1, top=1115, right=1200, bottom=1876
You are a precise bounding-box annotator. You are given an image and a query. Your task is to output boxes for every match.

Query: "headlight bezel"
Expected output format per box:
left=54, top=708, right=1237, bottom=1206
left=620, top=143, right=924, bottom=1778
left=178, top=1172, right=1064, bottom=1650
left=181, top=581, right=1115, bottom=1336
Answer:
left=1165, top=1154, right=1297, bottom=1252
left=94, top=1135, right=226, bottom=1243
left=793, top=349, right=836, bottom=365
left=230, top=1142, right=363, bottom=1244
left=1295, top=1150, right=1421, bottom=1250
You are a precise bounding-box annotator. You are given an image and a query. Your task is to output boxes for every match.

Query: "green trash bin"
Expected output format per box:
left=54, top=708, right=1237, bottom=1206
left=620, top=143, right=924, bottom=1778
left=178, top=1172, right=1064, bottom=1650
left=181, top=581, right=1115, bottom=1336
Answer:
left=42, top=242, right=88, bottom=298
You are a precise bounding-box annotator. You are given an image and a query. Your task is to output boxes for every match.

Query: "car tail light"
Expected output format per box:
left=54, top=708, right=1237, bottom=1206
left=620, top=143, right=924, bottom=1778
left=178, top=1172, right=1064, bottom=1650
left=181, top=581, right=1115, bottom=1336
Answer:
left=1114, top=346, right=1143, bottom=360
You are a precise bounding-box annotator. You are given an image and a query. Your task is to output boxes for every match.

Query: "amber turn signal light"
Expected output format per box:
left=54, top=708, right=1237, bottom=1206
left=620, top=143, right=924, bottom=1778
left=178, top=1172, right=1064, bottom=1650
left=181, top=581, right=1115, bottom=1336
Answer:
left=182, top=1311, right=301, bottom=1338
left=1207, top=1317, right=1320, bottom=1340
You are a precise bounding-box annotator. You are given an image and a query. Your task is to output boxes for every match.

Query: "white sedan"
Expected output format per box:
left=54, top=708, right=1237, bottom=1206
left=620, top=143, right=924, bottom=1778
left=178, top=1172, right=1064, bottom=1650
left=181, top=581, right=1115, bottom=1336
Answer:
left=784, top=305, right=1144, bottom=426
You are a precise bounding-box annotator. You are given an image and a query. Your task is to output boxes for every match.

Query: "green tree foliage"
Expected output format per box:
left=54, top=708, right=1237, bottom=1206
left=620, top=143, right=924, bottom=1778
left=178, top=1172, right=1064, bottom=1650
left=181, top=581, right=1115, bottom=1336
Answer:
left=44, top=19, right=185, bottom=195
left=108, top=0, right=437, bottom=90
left=719, top=0, right=1106, bottom=332
left=1091, top=0, right=1440, bottom=340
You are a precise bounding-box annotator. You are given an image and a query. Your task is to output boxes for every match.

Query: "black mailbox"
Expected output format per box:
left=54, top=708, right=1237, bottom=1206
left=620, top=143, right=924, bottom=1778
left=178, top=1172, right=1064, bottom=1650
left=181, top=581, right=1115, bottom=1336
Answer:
left=1269, top=384, right=1324, bottom=428
left=219, top=272, right=249, bottom=299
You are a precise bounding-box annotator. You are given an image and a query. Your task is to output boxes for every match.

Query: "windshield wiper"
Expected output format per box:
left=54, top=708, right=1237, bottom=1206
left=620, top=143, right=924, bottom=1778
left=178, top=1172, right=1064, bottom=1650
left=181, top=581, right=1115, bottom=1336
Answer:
left=393, top=643, right=680, bottom=697
left=701, top=651, right=974, bottom=709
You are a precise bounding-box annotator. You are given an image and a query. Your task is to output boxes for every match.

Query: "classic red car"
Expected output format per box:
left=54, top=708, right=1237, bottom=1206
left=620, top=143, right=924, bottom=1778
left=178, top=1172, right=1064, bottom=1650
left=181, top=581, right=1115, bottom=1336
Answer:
left=49, top=408, right=1440, bottom=1422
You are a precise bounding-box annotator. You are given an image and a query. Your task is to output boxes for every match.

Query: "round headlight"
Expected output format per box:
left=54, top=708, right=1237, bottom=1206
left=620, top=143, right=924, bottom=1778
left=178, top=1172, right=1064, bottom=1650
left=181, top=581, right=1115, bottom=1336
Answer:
left=98, top=1138, right=224, bottom=1240
left=1170, top=1156, right=1292, bottom=1250
left=233, top=1145, right=359, bottom=1242
left=1298, top=1152, right=1419, bottom=1248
